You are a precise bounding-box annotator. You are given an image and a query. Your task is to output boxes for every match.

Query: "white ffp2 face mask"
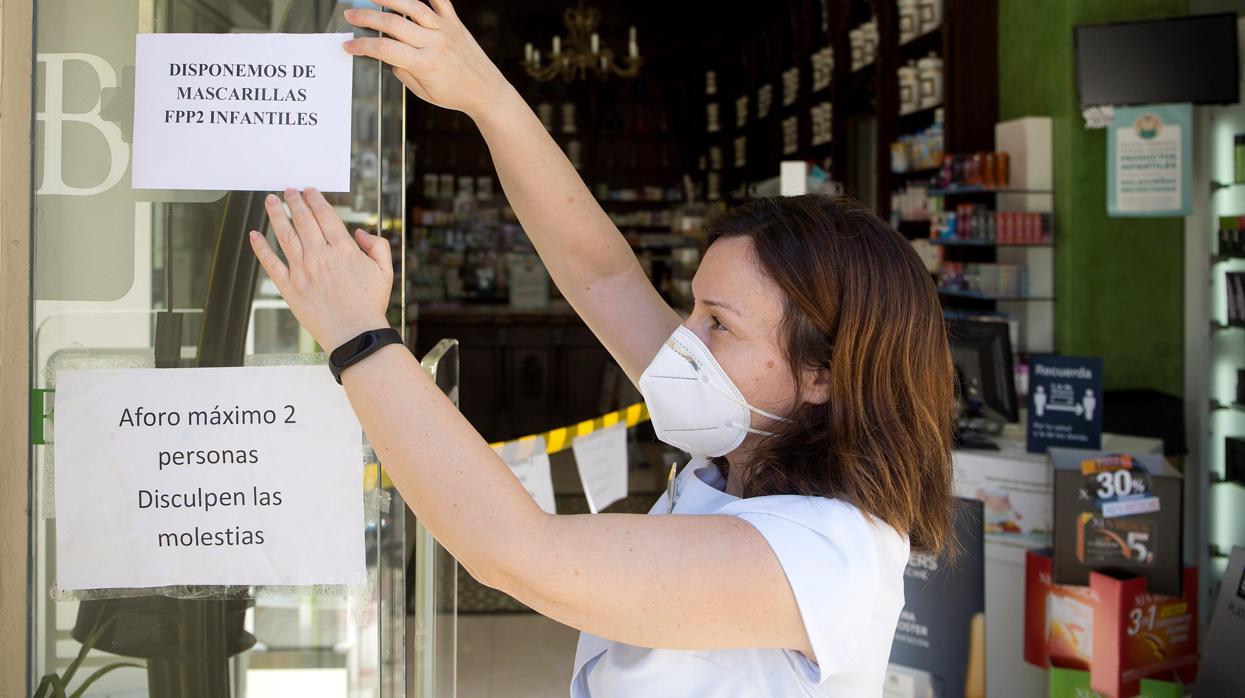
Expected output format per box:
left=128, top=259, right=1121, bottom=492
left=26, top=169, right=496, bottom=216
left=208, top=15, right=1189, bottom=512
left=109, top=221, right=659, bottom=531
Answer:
left=638, top=325, right=785, bottom=458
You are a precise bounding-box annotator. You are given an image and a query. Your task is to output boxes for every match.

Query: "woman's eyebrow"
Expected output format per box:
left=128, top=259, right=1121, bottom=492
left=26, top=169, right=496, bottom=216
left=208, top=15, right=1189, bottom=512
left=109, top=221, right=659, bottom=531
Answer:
left=702, top=298, right=742, bottom=316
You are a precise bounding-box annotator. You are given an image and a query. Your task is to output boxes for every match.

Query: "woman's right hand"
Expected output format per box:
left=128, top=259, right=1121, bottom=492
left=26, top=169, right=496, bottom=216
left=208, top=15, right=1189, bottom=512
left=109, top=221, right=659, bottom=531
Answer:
left=343, top=0, right=513, bottom=122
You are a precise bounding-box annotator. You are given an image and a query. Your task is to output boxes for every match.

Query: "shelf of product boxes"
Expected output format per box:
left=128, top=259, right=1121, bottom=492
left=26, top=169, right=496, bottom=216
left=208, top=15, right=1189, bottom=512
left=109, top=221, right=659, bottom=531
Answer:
left=927, top=186, right=1053, bottom=196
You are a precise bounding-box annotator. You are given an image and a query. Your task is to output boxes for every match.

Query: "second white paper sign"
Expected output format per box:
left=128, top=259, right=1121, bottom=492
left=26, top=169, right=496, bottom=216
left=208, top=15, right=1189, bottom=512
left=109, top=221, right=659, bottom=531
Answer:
left=53, top=366, right=366, bottom=590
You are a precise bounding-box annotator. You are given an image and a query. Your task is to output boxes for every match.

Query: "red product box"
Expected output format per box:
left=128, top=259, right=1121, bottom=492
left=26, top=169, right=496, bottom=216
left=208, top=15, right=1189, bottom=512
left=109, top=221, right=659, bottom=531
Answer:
left=1089, top=567, right=1198, bottom=698
left=1024, top=550, right=1198, bottom=698
left=999, top=212, right=1013, bottom=245
left=1025, top=549, right=1097, bottom=671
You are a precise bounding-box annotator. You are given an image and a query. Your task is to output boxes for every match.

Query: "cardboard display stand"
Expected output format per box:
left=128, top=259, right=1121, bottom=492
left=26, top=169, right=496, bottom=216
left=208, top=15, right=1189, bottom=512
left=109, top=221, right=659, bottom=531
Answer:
left=888, top=499, right=986, bottom=698
left=1193, top=546, right=1245, bottom=695
left=1023, top=550, right=1197, bottom=698
left=1087, top=567, right=1197, bottom=698
left=1024, top=549, right=1096, bottom=672
left=1049, top=449, right=1182, bottom=597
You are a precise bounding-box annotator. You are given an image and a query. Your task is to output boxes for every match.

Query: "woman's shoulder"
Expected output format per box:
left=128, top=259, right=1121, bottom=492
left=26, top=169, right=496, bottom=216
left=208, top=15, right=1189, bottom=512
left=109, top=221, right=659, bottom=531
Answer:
left=712, top=492, right=910, bottom=684
left=714, top=493, right=910, bottom=560
left=716, top=492, right=882, bottom=530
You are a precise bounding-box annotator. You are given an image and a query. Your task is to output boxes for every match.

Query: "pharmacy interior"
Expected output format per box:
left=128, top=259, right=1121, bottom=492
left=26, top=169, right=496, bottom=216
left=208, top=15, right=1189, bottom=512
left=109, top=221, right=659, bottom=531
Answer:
left=15, top=0, right=1245, bottom=697
left=402, top=1, right=1245, bottom=697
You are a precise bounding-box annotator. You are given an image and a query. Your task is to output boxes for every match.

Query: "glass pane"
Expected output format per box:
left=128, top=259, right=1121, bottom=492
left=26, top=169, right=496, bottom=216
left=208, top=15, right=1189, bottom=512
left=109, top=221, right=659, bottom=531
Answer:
left=414, top=341, right=460, bottom=698
left=28, top=1, right=407, bottom=696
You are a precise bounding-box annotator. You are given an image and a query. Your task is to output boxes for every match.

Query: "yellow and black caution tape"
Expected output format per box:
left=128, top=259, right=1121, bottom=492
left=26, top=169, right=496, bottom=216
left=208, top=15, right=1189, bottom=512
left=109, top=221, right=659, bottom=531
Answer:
left=490, top=401, right=649, bottom=459
left=364, top=462, right=392, bottom=490
left=366, top=401, right=650, bottom=488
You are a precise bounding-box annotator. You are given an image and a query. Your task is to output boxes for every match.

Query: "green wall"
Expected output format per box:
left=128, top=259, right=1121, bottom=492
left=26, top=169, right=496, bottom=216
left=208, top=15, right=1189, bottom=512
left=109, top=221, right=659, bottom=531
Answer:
left=998, top=0, right=1186, bottom=397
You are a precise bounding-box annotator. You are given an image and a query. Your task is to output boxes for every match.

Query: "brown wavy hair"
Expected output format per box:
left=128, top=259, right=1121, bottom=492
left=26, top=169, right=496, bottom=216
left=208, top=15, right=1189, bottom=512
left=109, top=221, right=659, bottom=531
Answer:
left=708, top=195, right=957, bottom=556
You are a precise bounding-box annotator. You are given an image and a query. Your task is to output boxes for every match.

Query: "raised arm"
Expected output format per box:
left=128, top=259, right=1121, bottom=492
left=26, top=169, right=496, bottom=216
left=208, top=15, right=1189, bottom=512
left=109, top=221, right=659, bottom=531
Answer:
left=343, top=0, right=681, bottom=382
left=247, top=189, right=814, bottom=660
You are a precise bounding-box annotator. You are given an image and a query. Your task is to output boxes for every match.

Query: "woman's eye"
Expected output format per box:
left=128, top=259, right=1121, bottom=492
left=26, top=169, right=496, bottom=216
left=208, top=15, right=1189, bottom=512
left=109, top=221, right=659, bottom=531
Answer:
left=711, top=316, right=727, bottom=331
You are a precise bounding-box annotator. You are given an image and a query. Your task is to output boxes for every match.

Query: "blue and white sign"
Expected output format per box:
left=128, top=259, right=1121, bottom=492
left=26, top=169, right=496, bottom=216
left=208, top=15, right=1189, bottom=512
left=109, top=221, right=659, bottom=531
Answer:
left=1026, top=355, right=1104, bottom=454
left=1107, top=103, right=1192, bottom=217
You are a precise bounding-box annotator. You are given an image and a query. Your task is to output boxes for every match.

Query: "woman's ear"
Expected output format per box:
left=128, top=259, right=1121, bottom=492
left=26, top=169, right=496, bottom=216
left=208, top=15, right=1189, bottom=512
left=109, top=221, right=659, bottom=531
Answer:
left=801, top=364, right=832, bottom=406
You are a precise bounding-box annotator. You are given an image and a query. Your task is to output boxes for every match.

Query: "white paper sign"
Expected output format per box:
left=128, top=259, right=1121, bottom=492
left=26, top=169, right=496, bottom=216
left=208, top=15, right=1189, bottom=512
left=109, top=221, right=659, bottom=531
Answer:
left=572, top=424, right=628, bottom=513
left=53, top=366, right=365, bottom=590
left=1107, top=104, right=1192, bottom=217
left=132, top=33, right=353, bottom=192
left=494, top=436, right=557, bottom=514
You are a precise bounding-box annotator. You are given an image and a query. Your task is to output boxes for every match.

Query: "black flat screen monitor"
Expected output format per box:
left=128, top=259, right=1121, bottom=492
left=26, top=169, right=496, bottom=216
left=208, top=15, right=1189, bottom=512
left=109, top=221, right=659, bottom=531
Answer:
left=947, top=318, right=1018, bottom=425
left=1075, top=13, right=1240, bottom=108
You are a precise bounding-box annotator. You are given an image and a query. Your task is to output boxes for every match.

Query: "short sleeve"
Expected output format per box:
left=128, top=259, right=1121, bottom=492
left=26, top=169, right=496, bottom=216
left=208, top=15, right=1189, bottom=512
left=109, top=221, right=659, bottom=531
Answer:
left=716, top=495, right=895, bottom=684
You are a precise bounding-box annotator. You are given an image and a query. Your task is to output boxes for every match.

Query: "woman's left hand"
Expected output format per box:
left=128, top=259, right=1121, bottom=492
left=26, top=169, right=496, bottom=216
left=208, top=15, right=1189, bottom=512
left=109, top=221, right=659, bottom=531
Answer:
left=248, top=188, right=393, bottom=352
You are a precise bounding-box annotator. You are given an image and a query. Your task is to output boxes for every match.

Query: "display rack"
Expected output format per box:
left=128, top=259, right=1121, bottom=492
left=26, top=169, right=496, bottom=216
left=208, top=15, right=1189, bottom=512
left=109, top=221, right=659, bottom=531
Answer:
left=1205, top=172, right=1245, bottom=585
left=916, top=117, right=1055, bottom=354
left=692, top=0, right=998, bottom=217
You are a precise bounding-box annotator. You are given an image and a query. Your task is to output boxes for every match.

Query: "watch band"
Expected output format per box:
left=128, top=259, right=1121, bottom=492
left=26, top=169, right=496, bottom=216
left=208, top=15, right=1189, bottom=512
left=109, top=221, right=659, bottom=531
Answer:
left=329, top=327, right=403, bottom=384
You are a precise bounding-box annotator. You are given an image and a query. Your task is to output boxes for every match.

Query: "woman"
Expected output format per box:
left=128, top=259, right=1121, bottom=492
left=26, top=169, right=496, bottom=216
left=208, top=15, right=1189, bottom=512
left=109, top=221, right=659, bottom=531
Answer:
left=248, top=0, right=957, bottom=694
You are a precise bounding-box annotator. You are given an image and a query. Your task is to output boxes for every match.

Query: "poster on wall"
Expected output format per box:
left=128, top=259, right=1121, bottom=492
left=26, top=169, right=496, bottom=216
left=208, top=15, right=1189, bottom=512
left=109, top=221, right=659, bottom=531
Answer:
left=1026, top=355, right=1104, bottom=454
left=53, top=366, right=366, bottom=590
left=1107, top=103, right=1192, bottom=217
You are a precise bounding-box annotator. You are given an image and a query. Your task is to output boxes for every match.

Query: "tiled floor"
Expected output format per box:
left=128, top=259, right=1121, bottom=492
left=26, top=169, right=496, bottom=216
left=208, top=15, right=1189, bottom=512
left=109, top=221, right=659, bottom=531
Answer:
left=408, top=612, right=580, bottom=698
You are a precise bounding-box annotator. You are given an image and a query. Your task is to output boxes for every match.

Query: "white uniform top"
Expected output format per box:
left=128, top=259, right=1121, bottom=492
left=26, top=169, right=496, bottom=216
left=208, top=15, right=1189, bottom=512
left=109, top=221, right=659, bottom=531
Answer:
left=570, top=457, right=910, bottom=697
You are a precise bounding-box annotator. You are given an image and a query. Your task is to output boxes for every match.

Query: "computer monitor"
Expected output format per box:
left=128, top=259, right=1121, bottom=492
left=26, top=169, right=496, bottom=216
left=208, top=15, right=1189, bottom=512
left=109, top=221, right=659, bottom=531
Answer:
left=1075, top=13, right=1240, bottom=108
left=946, top=317, right=1018, bottom=426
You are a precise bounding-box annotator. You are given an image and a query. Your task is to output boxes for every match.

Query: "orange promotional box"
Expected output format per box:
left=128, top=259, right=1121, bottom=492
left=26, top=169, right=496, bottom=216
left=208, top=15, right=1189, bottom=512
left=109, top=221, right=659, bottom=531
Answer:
left=1025, top=549, right=1097, bottom=671
left=1088, top=567, right=1197, bottom=698
left=1024, top=550, right=1198, bottom=698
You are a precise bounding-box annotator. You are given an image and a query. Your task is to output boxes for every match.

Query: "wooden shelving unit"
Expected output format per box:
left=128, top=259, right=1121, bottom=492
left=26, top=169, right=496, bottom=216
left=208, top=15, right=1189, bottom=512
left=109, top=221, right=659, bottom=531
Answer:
left=689, top=0, right=997, bottom=220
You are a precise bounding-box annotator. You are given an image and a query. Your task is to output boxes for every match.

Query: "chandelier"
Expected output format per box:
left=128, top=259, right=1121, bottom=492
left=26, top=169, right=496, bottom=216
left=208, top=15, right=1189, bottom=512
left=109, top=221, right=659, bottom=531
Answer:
left=522, top=0, right=642, bottom=82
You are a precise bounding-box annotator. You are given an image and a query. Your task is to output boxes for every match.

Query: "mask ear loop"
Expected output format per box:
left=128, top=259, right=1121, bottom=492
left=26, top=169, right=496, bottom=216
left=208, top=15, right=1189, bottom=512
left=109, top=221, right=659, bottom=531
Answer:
left=728, top=421, right=779, bottom=437
left=695, top=372, right=785, bottom=438
left=695, top=371, right=787, bottom=421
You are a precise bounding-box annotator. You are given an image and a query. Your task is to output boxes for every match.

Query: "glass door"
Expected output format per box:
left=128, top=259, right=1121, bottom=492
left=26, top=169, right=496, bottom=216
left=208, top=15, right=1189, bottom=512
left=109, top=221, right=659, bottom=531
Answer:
left=28, top=1, right=424, bottom=696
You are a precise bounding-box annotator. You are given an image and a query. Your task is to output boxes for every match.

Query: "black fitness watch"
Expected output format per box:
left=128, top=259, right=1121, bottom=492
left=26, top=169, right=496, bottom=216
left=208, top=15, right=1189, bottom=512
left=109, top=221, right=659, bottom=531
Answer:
left=329, top=328, right=404, bottom=384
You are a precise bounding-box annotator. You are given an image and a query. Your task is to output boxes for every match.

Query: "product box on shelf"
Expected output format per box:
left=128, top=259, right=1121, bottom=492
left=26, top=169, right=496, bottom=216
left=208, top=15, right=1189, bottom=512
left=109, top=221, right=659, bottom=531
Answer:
left=507, top=255, right=550, bottom=309
left=1024, top=549, right=1197, bottom=698
left=1050, top=449, right=1182, bottom=597
left=1088, top=567, right=1197, bottom=698
left=938, top=262, right=1025, bottom=298
left=1217, top=215, right=1245, bottom=258
left=1227, top=272, right=1245, bottom=326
